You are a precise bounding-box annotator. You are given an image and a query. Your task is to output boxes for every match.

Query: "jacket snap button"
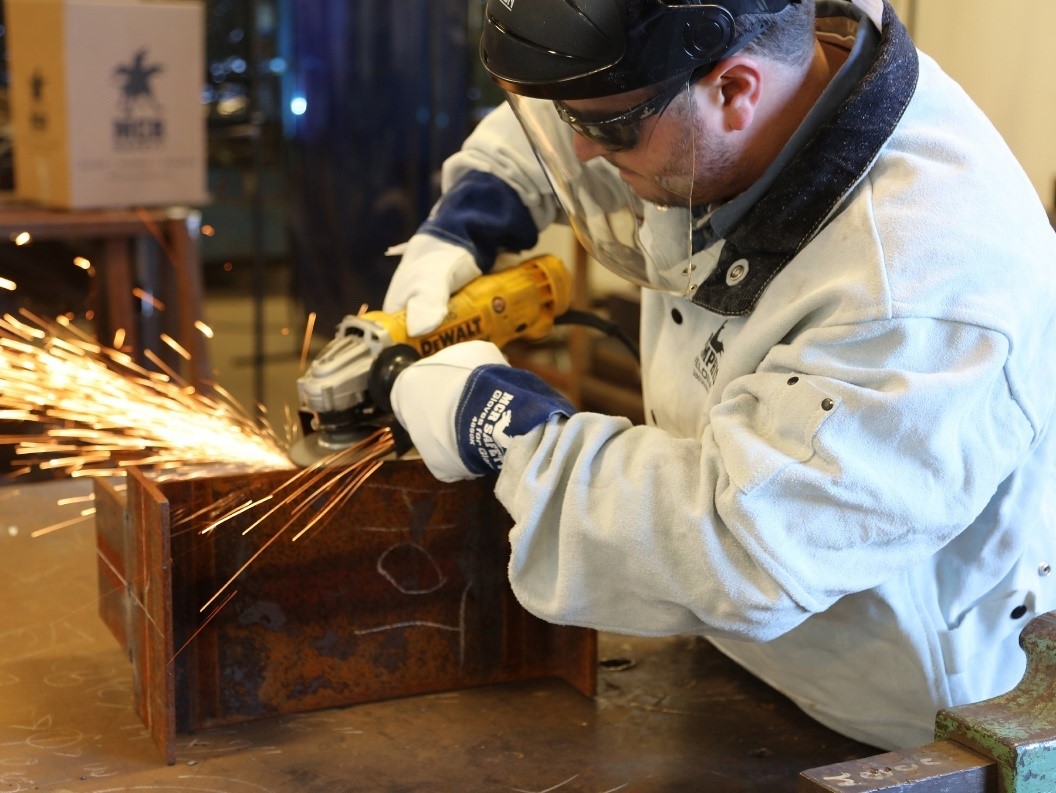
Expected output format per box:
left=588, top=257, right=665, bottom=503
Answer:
left=787, top=376, right=799, bottom=385
left=1040, top=563, right=1052, bottom=577
left=726, top=260, right=749, bottom=286
left=671, top=308, right=683, bottom=324
left=821, top=398, right=835, bottom=411
left=1010, top=605, right=1028, bottom=620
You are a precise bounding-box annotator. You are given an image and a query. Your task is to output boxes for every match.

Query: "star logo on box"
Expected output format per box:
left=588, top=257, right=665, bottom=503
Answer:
left=28, top=69, right=48, bottom=131
left=30, top=70, right=45, bottom=101
left=112, top=48, right=166, bottom=150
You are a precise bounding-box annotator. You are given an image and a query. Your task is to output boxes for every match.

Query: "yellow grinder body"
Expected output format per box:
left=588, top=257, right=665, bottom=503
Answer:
left=365, top=254, right=572, bottom=355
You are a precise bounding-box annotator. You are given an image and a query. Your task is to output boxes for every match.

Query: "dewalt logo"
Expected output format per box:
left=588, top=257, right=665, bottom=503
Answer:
left=418, top=316, right=485, bottom=355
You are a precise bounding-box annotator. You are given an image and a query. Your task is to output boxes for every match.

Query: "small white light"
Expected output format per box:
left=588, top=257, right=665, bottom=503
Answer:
left=290, top=96, right=307, bottom=116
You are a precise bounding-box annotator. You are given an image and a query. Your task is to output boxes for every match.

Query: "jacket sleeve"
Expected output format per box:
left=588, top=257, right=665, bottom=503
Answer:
left=435, top=102, right=564, bottom=236
left=494, top=317, right=1035, bottom=642
left=424, top=100, right=635, bottom=269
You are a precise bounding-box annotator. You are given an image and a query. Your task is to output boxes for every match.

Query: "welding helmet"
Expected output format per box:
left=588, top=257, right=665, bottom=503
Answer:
left=481, top=0, right=797, bottom=294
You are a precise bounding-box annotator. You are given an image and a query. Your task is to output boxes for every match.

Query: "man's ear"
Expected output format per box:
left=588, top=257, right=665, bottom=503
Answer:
left=708, top=56, right=763, bottom=132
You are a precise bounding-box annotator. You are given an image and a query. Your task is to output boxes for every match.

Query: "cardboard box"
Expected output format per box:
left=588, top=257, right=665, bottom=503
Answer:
left=5, top=0, right=208, bottom=210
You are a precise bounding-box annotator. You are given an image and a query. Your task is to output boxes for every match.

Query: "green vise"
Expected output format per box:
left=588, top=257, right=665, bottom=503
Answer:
left=799, top=610, right=1056, bottom=792
left=934, top=610, right=1056, bottom=793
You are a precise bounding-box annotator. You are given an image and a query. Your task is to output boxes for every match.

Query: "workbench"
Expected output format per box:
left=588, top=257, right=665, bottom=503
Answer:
left=0, top=204, right=210, bottom=387
left=0, top=478, right=877, bottom=792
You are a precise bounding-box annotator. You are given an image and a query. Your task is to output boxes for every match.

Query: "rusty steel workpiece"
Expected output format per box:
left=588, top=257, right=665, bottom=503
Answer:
left=94, top=461, right=597, bottom=764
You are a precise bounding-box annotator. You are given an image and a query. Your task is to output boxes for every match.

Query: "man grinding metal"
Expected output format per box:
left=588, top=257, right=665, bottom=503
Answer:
left=380, top=0, right=1056, bottom=749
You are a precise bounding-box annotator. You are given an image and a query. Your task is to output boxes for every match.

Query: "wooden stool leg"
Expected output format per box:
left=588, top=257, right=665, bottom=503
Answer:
left=164, top=214, right=210, bottom=390
left=102, top=237, right=138, bottom=356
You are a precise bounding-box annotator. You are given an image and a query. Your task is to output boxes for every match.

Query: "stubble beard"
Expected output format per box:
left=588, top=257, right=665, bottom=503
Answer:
left=650, top=120, right=738, bottom=208
left=621, top=90, right=738, bottom=208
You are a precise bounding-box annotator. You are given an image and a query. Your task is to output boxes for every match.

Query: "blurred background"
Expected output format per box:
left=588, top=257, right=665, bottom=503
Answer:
left=0, top=0, right=1052, bottom=437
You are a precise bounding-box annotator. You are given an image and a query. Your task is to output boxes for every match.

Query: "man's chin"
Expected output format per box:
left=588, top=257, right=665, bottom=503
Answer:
left=616, top=170, right=686, bottom=206
left=631, top=183, right=691, bottom=208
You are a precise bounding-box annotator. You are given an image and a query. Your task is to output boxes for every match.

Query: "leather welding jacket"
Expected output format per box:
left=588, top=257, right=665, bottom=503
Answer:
left=419, top=0, right=1056, bottom=749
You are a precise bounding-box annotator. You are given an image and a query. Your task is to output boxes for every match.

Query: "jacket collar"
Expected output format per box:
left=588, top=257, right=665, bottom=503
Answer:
left=690, top=0, right=919, bottom=315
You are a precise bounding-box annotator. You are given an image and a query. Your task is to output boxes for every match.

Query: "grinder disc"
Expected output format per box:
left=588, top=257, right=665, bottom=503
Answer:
left=287, top=429, right=373, bottom=467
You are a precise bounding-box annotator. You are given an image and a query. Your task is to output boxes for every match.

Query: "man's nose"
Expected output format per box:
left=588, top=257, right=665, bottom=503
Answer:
left=572, top=132, right=608, bottom=162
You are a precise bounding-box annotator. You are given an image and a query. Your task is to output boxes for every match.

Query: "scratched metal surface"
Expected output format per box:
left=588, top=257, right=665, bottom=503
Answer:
left=150, top=463, right=596, bottom=735
left=0, top=479, right=877, bottom=792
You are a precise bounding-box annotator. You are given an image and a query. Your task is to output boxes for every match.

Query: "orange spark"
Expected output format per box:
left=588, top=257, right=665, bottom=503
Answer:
left=200, top=495, right=274, bottom=535
left=198, top=428, right=395, bottom=613
left=131, top=288, right=166, bottom=311
left=160, top=333, right=191, bottom=360
left=299, top=312, right=317, bottom=373
left=0, top=308, right=293, bottom=480
left=31, top=511, right=94, bottom=538
left=172, top=589, right=237, bottom=663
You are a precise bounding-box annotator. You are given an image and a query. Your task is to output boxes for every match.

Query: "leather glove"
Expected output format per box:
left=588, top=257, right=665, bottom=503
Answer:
left=390, top=340, right=577, bottom=483
left=382, top=233, right=482, bottom=337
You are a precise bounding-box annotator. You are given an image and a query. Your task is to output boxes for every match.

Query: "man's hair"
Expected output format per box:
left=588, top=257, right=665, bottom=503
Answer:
left=735, top=2, right=817, bottom=67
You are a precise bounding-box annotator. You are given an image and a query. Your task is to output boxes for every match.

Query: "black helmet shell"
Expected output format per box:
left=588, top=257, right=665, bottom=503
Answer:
left=481, top=0, right=795, bottom=100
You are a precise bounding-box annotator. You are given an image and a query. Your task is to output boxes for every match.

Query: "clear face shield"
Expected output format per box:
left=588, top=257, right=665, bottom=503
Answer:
left=506, top=77, right=703, bottom=297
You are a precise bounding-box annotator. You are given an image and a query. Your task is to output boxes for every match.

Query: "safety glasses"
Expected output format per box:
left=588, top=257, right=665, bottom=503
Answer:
left=553, top=78, right=688, bottom=152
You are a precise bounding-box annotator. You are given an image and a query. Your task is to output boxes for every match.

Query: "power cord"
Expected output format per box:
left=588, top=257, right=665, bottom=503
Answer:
left=555, top=309, right=640, bottom=363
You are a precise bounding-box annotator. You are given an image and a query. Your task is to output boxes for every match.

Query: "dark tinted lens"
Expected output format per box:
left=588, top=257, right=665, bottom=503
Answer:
left=567, top=117, right=640, bottom=150
left=554, top=79, right=684, bottom=152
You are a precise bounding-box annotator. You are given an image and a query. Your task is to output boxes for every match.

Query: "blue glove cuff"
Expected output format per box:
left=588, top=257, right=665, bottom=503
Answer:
left=419, top=171, right=539, bottom=273
left=455, top=364, right=577, bottom=476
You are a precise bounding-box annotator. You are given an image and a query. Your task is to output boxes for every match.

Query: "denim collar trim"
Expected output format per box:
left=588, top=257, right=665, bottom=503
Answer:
left=690, top=0, right=919, bottom=315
